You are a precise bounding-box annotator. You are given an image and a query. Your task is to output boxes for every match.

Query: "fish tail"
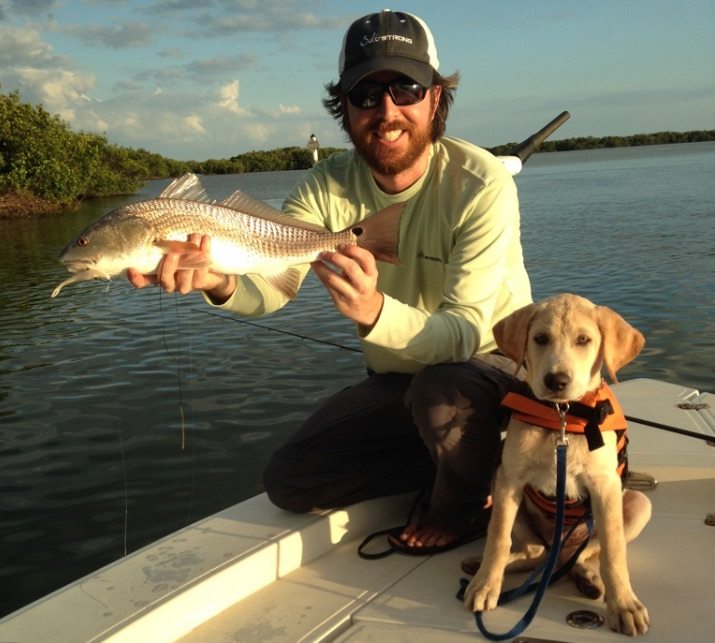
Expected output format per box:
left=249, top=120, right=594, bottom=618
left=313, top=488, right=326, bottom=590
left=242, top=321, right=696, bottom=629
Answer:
left=348, top=203, right=403, bottom=265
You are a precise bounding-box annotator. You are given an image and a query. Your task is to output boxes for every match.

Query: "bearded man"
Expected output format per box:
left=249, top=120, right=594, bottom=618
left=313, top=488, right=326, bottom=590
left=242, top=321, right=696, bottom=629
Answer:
left=129, top=10, right=532, bottom=553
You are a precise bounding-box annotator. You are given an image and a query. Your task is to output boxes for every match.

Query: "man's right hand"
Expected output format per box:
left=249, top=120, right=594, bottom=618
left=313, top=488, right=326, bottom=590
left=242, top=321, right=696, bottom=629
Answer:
left=127, top=233, right=237, bottom=304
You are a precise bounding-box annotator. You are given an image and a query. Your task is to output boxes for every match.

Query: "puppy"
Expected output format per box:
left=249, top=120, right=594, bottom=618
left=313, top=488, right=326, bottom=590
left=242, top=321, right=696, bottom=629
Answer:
left=462, top=294, right=651, bottom=636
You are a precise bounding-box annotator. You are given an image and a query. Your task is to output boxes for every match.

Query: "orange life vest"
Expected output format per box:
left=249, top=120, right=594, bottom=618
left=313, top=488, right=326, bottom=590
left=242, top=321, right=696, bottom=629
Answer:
left=501, top=381, right=627, bottom=450
left=501, top=382, right=629, bottom=525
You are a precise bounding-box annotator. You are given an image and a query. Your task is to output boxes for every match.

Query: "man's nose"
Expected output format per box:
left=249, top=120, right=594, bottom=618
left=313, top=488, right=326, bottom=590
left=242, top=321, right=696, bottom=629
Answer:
left=375, top=90, right=402, bottom=117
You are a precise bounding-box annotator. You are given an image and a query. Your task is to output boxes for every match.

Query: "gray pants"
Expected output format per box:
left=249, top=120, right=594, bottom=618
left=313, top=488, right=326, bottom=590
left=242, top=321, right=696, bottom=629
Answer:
left=262, top=355, right=521, bottom=529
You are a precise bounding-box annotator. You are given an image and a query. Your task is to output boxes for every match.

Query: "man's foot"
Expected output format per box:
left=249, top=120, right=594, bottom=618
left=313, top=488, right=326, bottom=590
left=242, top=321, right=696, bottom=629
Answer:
left=385, top=506, right=491, bottom=555
left=396, top=521, right=462, bottom=549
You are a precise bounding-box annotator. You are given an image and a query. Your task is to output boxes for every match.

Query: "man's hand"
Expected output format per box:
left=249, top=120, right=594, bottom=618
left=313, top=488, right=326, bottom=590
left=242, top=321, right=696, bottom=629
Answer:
left=127, top=233, right=236, bottom=304
left=311, top=244, right=384, bottom=329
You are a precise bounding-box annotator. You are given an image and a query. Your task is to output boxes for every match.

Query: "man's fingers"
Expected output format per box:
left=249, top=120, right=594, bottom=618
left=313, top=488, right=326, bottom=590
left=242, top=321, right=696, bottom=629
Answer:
left=127, top=268, right=157, bottom=289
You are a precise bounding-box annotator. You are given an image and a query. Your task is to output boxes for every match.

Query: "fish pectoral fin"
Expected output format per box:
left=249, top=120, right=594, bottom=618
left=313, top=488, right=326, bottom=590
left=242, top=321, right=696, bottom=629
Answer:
left=262, top=267, right=303, bottom=300
left=153, top=240, right=211, bottom=269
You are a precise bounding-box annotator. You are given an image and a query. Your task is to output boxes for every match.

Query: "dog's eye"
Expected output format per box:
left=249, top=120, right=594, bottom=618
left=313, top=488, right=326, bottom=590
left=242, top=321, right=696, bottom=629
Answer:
left=533, top=333, right=549, bottom=346
left=576, top=334, right=591, bottom=345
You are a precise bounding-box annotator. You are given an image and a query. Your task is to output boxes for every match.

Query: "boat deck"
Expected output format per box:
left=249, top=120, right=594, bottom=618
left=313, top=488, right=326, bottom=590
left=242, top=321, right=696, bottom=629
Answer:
left=1, top=378, right=713, bottom=642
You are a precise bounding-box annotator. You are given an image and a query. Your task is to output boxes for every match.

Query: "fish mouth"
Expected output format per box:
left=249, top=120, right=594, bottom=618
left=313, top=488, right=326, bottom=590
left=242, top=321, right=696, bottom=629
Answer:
left=62, top=259, right=97, bottom=274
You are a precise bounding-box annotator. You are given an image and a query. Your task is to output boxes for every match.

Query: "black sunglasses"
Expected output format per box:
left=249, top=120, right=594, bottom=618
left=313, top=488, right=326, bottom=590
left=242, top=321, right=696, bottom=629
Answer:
left=347, top=79, right=428, bottom=109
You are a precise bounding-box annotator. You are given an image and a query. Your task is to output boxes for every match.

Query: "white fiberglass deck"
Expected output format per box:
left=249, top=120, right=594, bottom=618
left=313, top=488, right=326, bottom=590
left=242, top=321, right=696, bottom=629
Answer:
left=1, top=378, right=713, bottom=642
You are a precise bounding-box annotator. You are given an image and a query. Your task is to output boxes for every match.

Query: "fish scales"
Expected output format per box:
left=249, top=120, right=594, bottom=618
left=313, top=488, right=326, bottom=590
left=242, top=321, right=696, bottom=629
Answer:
left=51, top=173, right=403, bottom=300
left=144, top=199, right=358, bottom=267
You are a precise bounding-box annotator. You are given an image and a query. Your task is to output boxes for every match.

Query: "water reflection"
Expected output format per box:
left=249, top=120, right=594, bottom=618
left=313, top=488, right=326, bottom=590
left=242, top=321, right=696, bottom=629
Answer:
left=1, top=149, right=713, bottom=616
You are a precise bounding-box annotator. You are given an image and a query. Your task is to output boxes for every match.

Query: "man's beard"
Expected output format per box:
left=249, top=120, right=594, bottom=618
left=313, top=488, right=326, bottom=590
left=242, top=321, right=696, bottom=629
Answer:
left=349, top=118, right=432, bottom=176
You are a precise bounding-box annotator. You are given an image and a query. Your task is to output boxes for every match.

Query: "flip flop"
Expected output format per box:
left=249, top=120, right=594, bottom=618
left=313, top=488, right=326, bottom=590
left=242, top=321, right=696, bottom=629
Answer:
left=385, top=523, right=487, bottom=556
left=358, top=514, right=489, bottom=559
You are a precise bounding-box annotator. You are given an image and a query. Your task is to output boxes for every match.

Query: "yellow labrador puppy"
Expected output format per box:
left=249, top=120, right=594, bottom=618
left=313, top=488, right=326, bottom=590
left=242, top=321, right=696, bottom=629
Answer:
left=463, top=293, right=651, bottom=636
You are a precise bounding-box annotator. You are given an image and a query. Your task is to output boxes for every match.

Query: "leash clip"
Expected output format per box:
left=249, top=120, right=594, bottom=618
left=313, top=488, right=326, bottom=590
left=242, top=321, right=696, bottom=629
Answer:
left=554, top=402, right=570, bottom=446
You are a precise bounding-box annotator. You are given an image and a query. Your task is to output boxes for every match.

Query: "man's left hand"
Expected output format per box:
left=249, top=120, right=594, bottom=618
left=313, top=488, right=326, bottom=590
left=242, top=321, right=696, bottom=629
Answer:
left=311, top=245, right=384, bottom=330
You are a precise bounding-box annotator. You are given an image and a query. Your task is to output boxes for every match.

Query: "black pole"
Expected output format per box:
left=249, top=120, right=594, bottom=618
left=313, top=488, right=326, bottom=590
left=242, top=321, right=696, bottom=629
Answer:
left=513, top=111, right=571, bottom=163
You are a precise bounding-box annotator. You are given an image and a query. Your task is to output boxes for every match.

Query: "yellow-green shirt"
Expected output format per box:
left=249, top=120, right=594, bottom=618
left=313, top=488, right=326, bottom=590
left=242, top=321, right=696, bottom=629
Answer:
left=210, top=137, right=532, bottom=374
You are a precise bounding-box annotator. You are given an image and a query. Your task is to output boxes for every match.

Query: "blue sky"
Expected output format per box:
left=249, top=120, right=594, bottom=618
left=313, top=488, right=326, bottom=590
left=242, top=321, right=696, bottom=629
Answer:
left=1, top=0, right=712, bottom=161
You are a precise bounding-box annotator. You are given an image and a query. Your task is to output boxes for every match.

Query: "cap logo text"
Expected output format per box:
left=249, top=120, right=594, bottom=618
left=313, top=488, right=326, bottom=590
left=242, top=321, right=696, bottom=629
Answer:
left=362, top=33, right=413, bottom=47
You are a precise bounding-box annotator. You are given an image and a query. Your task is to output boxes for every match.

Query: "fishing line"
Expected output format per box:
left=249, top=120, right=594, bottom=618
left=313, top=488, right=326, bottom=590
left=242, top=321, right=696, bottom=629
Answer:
left=199, top=308, right=712, bottom=443
left=159, top=290, right=189, bottom=450
left=117, top=418, right=129, bottom=557
left=197, top=308, right=362, bottom=353
left=159, top=290, right=199, bottom=524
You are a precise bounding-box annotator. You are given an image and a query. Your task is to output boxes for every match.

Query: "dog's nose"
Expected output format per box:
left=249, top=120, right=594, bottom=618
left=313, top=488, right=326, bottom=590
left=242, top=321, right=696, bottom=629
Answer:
left=544, top=372, right=570, bottom=392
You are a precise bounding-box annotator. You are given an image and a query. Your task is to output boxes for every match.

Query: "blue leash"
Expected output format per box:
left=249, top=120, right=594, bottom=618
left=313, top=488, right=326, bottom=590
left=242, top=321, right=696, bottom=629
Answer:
left=458, top=405, right=594, bottom=641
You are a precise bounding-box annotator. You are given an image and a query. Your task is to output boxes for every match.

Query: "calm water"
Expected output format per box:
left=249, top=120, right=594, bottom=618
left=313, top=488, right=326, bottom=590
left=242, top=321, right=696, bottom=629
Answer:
left=1, top=143, right=713, bottom=616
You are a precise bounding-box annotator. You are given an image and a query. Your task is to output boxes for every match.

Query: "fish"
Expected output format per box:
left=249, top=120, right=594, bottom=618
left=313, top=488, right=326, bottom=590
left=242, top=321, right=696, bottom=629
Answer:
left=51, top=173, right=403, bottom=299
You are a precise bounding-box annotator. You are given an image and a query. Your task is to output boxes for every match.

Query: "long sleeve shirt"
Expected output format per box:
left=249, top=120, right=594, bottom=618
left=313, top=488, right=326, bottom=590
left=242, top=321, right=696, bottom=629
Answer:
left=208, top=136, right=532, bottom=374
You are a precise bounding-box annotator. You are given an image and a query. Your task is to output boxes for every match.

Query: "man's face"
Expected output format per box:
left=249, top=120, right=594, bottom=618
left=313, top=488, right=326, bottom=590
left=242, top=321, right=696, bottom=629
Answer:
left=345, top=71, right=441, bottom=177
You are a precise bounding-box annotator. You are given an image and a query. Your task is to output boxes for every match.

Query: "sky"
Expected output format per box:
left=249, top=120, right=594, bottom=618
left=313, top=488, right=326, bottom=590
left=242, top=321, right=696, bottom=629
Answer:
left=1, top=0, right=713, bottom=161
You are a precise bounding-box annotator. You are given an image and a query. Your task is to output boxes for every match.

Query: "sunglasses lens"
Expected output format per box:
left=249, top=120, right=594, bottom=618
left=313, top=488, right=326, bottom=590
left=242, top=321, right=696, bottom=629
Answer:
left=348, top=83, right=383, bottom=109
left=348, top=81, right=427, bottom=108
left=391, top=83, right=427, bottom=106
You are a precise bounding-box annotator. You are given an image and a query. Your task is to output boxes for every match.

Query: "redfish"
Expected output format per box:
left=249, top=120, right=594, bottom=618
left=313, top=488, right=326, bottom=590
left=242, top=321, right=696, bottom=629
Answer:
left=51, top=173, right=402, bottom=299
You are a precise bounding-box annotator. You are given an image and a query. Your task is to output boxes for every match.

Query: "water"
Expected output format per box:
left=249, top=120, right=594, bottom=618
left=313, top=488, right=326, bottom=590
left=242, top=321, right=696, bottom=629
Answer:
left=1, top=144, right=713, bottom=616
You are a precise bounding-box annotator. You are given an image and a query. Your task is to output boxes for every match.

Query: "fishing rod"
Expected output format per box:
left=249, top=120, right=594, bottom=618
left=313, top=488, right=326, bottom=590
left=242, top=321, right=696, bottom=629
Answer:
left=195, top=112, right=575, bottom=349
left=195, top=111, right=573, bottom=346
left=198, top=308, right=362, bottom=352
left=496, top=110, right=571, bottom=175
left=200, top=309, right=712, bottom=443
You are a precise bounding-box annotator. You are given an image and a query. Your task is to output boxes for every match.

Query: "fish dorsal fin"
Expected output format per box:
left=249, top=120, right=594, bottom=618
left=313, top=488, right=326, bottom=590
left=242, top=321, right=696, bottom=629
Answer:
left=159, top=173, right=214, bottom=203
left=221, top=190, right=329, bottom=233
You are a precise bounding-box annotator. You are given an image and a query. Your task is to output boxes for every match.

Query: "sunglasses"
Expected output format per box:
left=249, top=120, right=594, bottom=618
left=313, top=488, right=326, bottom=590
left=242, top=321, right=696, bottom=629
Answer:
left=347, top=79, right=428, bottom=109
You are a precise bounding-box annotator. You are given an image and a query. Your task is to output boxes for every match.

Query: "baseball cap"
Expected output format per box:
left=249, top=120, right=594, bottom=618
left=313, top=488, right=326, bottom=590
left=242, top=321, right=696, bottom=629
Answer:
left=338, top=10, right=440, bottom=92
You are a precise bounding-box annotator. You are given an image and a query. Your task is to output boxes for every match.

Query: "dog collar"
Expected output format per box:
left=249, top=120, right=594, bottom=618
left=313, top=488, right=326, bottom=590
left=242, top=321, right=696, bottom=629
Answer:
left=501, top=382, right=627, bottom=451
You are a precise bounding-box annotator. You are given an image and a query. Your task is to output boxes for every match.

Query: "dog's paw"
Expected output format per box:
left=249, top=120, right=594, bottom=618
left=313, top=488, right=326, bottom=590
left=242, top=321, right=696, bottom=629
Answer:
left=462, top=574, right=503, bottom=612
left=607, top=595, right=649, bottom=636
left=569, top=562, right=604, bottom=600
left=460, top=555, right=482, bottom=576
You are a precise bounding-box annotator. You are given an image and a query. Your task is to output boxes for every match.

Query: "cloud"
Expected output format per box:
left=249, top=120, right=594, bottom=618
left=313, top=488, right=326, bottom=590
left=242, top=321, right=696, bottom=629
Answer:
left=0, top=25, right=67, bottom=68
left=0, top=0, right=58, bottom=19
left=217, top=80, right=248, bottom=116
left=245, top=122, right=270, bottom=143
left=185, top=54, right=258, bottom=78
left=277, top=103, right=300, bottom=115
left=187, top=1, right=346, bottom=37
left=0, top=9, right=341, bottom=160
left=183, top=114, right=205, bottom=134
left=59, top=21, right=153, bottom=49
left=0, top=26, right=96, bottom=122
left=12, top=67, right=96, bottom=123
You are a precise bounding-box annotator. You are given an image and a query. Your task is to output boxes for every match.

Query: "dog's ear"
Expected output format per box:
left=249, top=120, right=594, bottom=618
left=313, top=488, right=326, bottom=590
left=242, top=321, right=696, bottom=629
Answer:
left=596, top=306, right=645, bottom=383
left=493, top=303, right=538, bottom=372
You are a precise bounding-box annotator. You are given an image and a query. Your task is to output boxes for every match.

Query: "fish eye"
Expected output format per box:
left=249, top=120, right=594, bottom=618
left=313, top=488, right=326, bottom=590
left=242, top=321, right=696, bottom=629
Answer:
left=352, top=226, right=363, bottom=237
left=77, top=237, right=89, bottom=247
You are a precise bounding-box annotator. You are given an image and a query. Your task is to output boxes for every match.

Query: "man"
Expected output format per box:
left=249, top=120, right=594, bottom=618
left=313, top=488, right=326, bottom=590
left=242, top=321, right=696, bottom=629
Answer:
left=129, top=10, right=532, bottom=552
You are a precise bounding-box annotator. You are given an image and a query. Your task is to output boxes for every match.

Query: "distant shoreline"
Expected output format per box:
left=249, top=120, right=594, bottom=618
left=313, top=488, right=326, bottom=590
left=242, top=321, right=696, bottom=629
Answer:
left=486, top=129, right=714, bottom=156
left=2, top=135, right=713, bottom=219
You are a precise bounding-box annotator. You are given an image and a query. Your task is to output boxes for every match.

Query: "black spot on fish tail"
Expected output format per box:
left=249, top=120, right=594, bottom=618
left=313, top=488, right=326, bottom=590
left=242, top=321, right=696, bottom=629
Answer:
left=350, top=202, right=404, bottom=265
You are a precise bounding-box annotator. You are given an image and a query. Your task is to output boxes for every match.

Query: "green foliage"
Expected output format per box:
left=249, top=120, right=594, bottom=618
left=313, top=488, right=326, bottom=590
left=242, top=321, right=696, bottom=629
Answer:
left=3, top=85, right=711, bottom=215
left=183, top=145, right=347, bottom=175
left=0, top=90, right=145, bottom=205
